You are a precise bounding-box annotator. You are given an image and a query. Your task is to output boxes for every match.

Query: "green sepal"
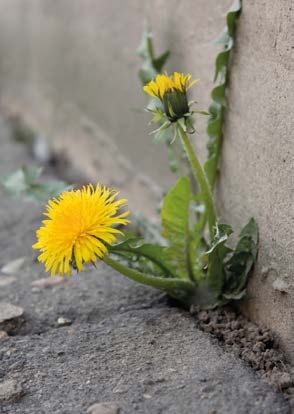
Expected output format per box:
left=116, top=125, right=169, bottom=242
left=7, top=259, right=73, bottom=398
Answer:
left=163, top=90, right=190, bottom=121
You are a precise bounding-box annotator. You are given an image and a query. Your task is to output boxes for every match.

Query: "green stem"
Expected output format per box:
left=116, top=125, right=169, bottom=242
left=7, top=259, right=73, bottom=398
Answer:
left=178, top=123, right=217, bottom=241
left=103, top=254, right=195, bottom=293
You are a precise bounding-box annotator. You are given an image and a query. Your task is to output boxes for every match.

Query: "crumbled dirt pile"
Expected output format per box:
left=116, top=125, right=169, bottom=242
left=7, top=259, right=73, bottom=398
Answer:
left=190, top=306, right=294, bottom=398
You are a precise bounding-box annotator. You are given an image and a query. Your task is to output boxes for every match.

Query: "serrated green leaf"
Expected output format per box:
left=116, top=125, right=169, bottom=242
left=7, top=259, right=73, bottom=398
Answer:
left=137, top=27, right=170, bottom=86
left=1, top=165, right=70, bottom=204
left=208, top=101, right=221, bottom=117
left=227, top=0, right=242, bottom=36
left=205, top=105, right=224, bottom=188
left=205, top=224, right=233, bottom=294
left=153, top=50, right=170, bottom=72
left=161, top=176, right=192, bottom=279
left=207, top=116, right=222, bottom=139
left=109, top=236, right=177, bottom=278
left=214, top=51, right=229, bottom=82
left=205, top=0, right=242, bottom=190
left=212, top=27, right=230, bottom=46
left=1, top=165, right=43, bottom=196
left=204, top=155, right=218, bottom=187
left=22, top=165, right=43, bottom=184
left=211, top=84, right=226, bottom=105
left=223, top=218, right=258, bottom=297
left=1, top=168, right=29, bottom=195
left=239, top=217, right=258, bottom=243
left=26, top=181, right=72, bottom=203
left=137, top=28, right=153, bottom=60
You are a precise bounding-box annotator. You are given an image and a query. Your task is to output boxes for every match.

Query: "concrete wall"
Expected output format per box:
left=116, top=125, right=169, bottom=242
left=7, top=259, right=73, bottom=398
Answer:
left=0, top=0, right=231, bottom=215
left=0, top=1, right=293, bottom=360
left=218, top=1, right=294, bottom=360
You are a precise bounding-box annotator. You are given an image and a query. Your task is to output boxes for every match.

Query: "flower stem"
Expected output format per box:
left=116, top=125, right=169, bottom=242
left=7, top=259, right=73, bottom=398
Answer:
left=103, top=254, right=196, bottom=293
left=177, top=123, right=217, bottom=241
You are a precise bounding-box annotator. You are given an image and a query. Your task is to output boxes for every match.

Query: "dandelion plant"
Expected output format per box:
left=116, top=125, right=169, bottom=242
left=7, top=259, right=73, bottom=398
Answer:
left=33, top=71, right=258, bottom=309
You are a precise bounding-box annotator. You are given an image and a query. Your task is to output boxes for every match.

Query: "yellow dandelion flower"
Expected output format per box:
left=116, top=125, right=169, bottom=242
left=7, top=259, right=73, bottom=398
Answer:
left=144, top=72, right=199, bottom=121
left=143, top=72, right=198, bottom=100
left=32, top=184, right=129, bottom=276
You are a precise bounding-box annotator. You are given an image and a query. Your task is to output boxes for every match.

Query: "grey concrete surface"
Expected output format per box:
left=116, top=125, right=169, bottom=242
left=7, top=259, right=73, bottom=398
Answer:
left=218, top=0, right=294, bottom=362
left=0, top=120, right=291, bottom=413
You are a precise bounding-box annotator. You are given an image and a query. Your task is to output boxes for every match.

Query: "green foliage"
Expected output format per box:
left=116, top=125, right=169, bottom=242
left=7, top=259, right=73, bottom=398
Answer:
left=222, top=218, right=258, bottom=300
left=110, top=177, right=195, bottom=281
left=204, top=218, right=258, bottom=306
left=204, top=0, right=242, bottom=189
left=206, top=224, right=233, bottom=294
left=123, top=2, right=258, bottom=308
left=1, top=165, right=71, bottom=204
left=160, top=176, right=193, bottom=280
left=137, top=27, right=170, bottom=85
left=109, top=235, right=177, bottom=278
left=111, top=174, right=258, bottom=308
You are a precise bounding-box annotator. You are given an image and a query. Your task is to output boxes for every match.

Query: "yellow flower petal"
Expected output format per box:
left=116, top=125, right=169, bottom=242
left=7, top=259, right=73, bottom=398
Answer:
left=32, top=184, right=130, bottom=276
left=143, top=72, right=198, bottom=99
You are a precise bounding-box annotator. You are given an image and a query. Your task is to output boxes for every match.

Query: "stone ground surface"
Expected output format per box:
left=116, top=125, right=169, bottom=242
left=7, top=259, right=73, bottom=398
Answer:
left=0, top=117, right=291, bottom=414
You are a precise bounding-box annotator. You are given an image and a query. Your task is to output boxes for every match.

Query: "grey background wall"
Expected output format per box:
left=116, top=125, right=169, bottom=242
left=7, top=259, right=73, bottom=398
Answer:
left=0, top=0, right=231, bottom=216
left=0, top=1, right=293, bottom=361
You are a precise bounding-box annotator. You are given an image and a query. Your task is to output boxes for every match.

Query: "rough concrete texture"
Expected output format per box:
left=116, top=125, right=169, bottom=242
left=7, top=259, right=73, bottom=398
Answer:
left=217, top=1, right=294, bottom=361
left=0, top=121, right=291, bottom=413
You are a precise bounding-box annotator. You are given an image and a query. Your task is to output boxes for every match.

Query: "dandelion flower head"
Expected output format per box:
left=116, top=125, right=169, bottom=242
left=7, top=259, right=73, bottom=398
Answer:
left=32, top=184, right=129, bottom=276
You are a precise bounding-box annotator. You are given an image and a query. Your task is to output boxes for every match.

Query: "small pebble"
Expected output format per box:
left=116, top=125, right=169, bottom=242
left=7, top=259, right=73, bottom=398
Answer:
left=143, top=393, right=152, bottom=399
left=277, top=372, right=293, bottom=389
left=57, top=317, right=72, bottom=327
left=0, top=330, right=9, bottom=341
left=198, top=311, right=209, bottom=323
left=0, top=379, right=24, bottom=402
left=1, top=257, right=26, bottom=274
left=253, top=341, right=266, bottom=352
left=0, top=276, right=16, bottom=287
left=272, top=278, right=290, bottom=293
left=87, top=402, right=120, bottom=414
left=32, top=277, right=66, bottom=289
left=0, top=303, right=24, bottom=324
